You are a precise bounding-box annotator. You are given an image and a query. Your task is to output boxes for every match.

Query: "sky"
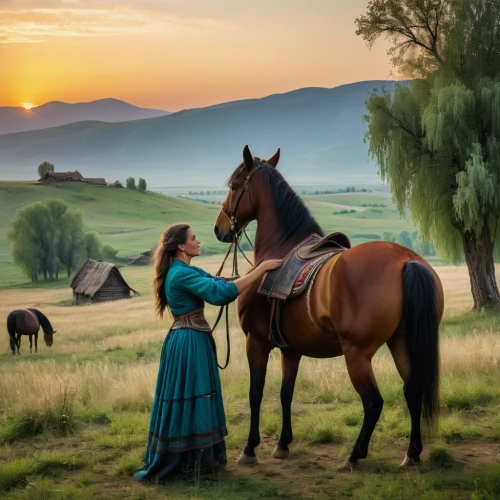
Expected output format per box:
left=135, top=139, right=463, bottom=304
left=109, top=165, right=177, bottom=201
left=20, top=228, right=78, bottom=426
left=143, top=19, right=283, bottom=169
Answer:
left=0, top=0, right=394, bottom=111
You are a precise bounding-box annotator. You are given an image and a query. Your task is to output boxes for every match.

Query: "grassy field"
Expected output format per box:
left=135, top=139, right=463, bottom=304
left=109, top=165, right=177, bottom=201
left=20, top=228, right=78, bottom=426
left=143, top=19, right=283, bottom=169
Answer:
left=0, top=258, right=499, bottom=499
left=0, top=182, right=418, bottom=289
left=0, top=182, right=226, bottom=288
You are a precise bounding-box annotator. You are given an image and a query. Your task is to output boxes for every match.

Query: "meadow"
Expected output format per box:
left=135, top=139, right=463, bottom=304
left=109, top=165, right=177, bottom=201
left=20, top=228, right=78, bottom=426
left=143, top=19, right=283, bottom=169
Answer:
left=0, top=182, right=499, bottom=498
left=0, top=258, right=499, bottom=499
left=0, top=181, right=417, bottom=289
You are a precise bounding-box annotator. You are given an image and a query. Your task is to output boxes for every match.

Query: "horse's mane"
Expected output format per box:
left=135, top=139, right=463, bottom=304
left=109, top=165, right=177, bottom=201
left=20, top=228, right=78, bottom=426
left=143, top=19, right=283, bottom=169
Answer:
left=227, top=161, right=323, bottom=243
left=27, top=308, right=54, bottom=334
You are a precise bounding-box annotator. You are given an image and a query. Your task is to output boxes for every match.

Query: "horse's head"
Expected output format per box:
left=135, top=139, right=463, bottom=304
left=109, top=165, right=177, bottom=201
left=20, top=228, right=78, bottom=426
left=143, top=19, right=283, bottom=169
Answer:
left=214, top=145, right=280, bottom=243
left=44, top=329, right=56, bottom=347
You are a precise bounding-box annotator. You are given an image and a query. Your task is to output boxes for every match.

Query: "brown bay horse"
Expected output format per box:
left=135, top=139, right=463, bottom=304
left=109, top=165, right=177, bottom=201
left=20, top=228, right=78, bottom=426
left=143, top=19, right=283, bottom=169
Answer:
left=214, top=146, right=444, bottom=468
left=7, top=308, right=56, bottom=354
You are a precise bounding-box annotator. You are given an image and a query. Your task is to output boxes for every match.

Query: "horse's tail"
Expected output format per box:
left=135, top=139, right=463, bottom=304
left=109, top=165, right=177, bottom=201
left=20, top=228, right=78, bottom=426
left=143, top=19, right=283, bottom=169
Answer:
left=7, top=312, right=18, bottom=351
left=402, top=261, right=440, bottom=428
left=27, top=308, right=54, bottom=334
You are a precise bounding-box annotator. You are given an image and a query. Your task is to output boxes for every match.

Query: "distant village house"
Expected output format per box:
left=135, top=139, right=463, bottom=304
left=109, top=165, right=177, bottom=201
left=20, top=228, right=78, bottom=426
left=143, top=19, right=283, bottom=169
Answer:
left=130, top=249, right=153, bottom=266
left=70, top=259, right=137, bottom=305
left=38, top=170, right=121, bottom=187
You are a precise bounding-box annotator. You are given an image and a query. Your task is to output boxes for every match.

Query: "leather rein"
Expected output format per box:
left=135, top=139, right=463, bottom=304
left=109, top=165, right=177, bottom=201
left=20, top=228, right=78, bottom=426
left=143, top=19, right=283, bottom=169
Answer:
left=212, top=164, right=264, bottom=369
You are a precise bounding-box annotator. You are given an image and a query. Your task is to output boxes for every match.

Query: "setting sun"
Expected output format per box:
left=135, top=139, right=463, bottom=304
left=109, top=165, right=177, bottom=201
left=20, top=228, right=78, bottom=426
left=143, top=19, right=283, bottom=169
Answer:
left=21, top=102, right=35, bottom=110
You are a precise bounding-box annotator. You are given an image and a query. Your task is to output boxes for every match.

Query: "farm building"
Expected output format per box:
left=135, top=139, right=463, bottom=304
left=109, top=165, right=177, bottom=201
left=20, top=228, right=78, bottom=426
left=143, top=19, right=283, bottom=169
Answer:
left=70, top=259, right=137, bottom=305
left=38, top=171, right=107, bottom=185
left=83, top=178, right=107, bottom=185
left=39, top=171, right=84, bottom=183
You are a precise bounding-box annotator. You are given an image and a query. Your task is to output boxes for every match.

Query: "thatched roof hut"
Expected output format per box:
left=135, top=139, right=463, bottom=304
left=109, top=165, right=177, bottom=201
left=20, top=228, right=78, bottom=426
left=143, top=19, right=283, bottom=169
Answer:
left=70, top=259, right=137, bottom=305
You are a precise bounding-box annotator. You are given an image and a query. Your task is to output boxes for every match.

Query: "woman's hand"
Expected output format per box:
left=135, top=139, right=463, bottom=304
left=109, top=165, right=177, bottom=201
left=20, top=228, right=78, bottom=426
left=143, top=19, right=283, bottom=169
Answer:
left=233, top=259, right=283, bottom=294
left=257, top=259, right=284, bottom=275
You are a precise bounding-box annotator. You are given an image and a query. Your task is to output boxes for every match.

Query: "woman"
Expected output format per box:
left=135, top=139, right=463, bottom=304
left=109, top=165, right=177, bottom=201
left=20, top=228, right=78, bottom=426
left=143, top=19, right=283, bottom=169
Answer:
left=135, top=223, right=282, bottom=481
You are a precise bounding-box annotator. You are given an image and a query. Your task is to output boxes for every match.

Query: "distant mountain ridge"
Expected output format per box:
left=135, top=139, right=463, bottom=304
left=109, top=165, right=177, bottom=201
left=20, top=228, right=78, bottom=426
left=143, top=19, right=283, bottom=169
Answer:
left=0, top=81, right=403, bottom=185
left=0, top=98, right=170, bottom=135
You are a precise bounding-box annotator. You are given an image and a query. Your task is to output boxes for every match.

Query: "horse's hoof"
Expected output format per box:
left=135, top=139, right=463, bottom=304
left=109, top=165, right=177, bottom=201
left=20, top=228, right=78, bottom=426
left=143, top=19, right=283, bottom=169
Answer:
left=399, top=455, right=418, bottom=467
left=237, top=452, right=258, bottom=465
left=338, top=458, right=357, bottom=471
left=272, top=445, right=290, bottom=459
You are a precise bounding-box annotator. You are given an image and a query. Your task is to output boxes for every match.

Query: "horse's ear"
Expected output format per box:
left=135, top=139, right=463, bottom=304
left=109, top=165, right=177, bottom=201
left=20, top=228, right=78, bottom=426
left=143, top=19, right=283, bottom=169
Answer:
left=266, top=148, right=280, bottom=168
left=243, top=145, right=253, bottom=171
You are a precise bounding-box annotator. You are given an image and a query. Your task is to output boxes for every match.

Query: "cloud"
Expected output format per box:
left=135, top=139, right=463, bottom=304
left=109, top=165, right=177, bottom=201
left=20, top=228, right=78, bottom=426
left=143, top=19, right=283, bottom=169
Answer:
left=0, top=4, right=234, bottom=43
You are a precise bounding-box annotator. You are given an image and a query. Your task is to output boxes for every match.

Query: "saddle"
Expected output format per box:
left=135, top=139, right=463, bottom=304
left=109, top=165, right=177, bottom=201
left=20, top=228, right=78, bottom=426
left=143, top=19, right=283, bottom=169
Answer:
left=257, top=232, right=350, bottom=348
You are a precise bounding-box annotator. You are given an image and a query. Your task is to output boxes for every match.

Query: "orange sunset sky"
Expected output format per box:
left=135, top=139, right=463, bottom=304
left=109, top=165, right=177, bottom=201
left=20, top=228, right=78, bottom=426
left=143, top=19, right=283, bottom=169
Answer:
left=1, top=0, right=393, bottom=112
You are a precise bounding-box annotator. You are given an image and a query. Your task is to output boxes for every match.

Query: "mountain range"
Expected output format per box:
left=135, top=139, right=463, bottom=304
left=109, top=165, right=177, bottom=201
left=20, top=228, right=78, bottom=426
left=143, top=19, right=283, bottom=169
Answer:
left=0, top=98, right=170, bottom=135
left=0, top=81, right=402, bottom=186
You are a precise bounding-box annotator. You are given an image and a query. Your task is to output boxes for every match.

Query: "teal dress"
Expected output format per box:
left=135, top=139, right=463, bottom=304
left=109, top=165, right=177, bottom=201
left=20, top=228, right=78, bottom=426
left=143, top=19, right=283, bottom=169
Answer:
left=135, top=259, right=239, bottom=481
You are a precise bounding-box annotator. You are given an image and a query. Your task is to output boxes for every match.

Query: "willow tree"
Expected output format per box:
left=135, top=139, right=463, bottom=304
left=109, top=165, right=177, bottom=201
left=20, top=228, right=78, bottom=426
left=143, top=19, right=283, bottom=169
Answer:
left=356, top=0, right=500, bottom=308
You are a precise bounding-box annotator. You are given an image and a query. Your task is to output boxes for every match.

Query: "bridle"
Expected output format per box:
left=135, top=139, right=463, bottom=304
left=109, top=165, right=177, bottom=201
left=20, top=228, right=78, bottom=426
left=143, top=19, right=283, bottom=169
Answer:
left=217, top=162, right=267, bottom=273
left=211, top=162, right=265, bottom=369
left=219, top=162, right=265, bottom=239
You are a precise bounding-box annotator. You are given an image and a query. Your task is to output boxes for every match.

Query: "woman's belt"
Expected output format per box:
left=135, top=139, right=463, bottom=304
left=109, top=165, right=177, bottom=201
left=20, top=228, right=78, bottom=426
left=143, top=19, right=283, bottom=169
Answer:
left=171, top=308, right=212, bottom=333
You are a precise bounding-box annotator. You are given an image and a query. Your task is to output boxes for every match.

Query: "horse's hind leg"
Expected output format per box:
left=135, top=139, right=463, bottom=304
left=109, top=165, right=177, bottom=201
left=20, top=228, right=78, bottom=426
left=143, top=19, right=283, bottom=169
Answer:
left=16, top=333, right=22, bottom=354
left=35, top=332, right=38, bottom=353
left=29, top=334, right=33, bottom=353
left=340, top=345, right=383, bottom=468
left=387, top=333, right=423, bottom=465
left=273, top=349, right=301, bottom=459
left=10, top=335, right=17, bottom=355
left=239, top=334, right=272, bottom=465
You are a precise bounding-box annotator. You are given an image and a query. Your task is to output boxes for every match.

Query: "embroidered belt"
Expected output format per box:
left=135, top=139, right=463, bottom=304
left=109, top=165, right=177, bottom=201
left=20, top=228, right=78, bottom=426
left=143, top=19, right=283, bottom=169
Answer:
left=171, top=308, right=212, bottom=333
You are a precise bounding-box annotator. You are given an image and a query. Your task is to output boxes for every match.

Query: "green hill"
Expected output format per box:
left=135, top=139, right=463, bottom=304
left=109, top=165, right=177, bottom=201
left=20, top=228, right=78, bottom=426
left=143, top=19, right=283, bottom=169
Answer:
left=0, top=182, right=420, bottom=288
left=0, top=182, right=226, bottom=288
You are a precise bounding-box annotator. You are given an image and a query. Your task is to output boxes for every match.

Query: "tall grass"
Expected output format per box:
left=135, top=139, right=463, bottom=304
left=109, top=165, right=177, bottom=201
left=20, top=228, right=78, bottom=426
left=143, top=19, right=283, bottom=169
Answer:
left=0, top=262, right=499, bottom=498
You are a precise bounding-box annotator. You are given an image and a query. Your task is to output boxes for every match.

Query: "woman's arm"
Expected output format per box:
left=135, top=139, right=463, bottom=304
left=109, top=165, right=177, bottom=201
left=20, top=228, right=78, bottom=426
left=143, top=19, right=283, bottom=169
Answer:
left=233, top=260, right=283, bottom=294
left=191, top=265, right=238, bottom=282
left=176, top=260, right=282, bottom=306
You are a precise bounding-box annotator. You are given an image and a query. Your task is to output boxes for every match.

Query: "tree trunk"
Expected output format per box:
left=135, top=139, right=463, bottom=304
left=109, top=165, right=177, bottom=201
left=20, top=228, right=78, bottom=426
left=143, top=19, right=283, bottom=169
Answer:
left=462, top=221, right=500, bottom=309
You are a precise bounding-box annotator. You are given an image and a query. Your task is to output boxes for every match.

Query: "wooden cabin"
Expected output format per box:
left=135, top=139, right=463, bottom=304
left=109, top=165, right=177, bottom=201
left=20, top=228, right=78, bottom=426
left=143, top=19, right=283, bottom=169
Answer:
left=38, top=171, right=84, bottom=183
left=70, top=259, right=137, bottom=305
left=84, top=178, right=107, bottom=185
left=38, top=171, right=107, bottom=186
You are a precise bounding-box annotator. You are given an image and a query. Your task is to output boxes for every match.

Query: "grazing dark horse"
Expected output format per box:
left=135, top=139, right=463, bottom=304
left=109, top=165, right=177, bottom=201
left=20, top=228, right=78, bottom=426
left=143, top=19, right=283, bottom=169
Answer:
left=7, top=309, right=56, bottom=355
left=214, top=146, right=444, bottom=469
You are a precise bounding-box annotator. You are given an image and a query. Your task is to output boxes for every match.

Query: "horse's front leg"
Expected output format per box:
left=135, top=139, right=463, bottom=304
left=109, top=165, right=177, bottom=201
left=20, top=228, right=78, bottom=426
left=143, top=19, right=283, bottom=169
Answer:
left=238, top=333, right=272, bottom=465
left=29, top=334, right=33, bottom=353
left=35, top=332, right=38, bottom=353
left=273, top=348, right=301, bottom=459
left=16, top=333, right=22, bottom=354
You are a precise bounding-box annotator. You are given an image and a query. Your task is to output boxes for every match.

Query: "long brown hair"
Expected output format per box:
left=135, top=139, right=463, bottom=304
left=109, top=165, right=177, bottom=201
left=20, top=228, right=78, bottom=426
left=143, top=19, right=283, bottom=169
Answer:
left=153, top=223, right=190, bottom=319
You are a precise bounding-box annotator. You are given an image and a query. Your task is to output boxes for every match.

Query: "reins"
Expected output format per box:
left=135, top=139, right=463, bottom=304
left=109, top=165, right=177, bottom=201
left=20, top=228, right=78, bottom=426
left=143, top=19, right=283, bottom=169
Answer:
left=211, top=163, right=264, bottom=369
left=211, top=227, right=253, bottom=369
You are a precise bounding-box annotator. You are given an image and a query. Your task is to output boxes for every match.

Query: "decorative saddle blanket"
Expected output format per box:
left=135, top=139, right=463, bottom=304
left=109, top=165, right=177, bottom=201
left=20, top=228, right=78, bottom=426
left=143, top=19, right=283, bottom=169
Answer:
left=257, top=232, right=350, bottom=348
